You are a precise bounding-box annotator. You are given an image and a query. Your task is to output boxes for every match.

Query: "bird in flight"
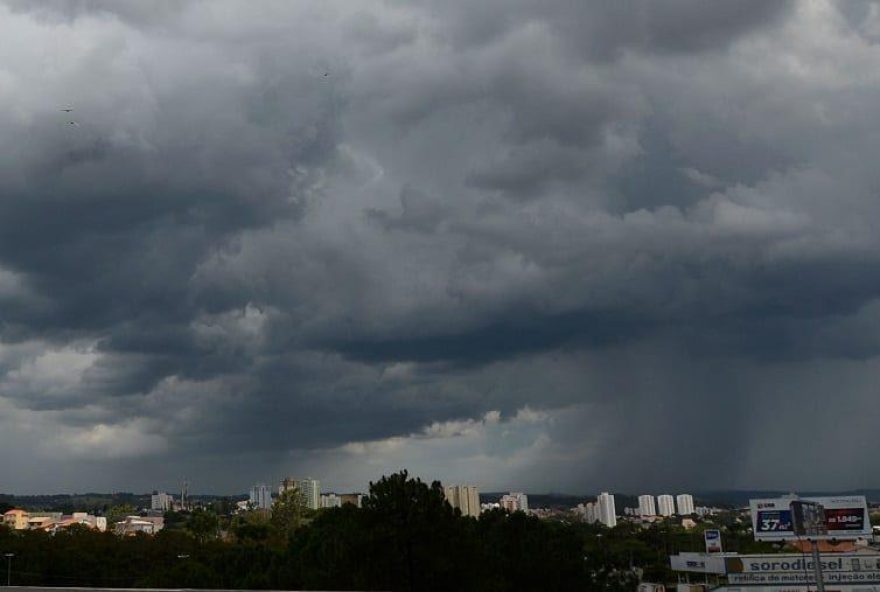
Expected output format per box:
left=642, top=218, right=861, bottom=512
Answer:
left=61, top=108, right=73, bottom=112
left=66, top=121, right=79, bottom=126
left=323, top=72, right=329, bottom=77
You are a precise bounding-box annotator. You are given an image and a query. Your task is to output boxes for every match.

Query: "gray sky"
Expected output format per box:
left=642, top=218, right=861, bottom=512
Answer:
left=1, top=0, right=879, bottom=495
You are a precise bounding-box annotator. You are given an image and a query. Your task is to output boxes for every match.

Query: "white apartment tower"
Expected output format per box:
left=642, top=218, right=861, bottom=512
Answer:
left=249, top=483, right=273, bottom=510
left=151, top=491, right=173, bottom=511
left=637, top=494, right=656, bottom=517
left=597, top=492, right=617, bottom=528
left=444, top=485, right=481, bottom=518
left=676, top=494, right=695, bottom=515
left=657, top=494, right=675, bottom=516
left=499, top=492, right=529, bottom=513
left=279, top=477, right=321, bottom=510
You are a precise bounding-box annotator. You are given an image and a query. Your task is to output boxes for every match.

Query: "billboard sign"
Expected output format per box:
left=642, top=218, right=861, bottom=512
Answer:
left=750, top=496, right=870, bottom=541
left=725, top=554, right=880, bottom=586
left=723, top=586, right=880, bottom=592
left=670, top=553, right=727, bottom=574
left=705, top=529, right=723, bottom=553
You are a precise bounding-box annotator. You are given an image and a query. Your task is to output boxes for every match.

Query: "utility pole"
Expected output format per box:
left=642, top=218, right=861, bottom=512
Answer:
left=810, top=539, right=826, bottom=592
left=4, top=553, right=13, bottom=586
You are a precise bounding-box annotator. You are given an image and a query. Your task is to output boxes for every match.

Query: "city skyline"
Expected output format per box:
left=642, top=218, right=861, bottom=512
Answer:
left=3, top=1, right=880, bottom=493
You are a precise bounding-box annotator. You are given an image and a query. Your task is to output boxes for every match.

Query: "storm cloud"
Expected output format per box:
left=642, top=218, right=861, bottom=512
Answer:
left=1, top=0, right=878, bottom=494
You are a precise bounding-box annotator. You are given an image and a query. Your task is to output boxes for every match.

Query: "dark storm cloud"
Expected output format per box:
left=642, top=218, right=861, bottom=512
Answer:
left=2, top=0, right=880, bottom=494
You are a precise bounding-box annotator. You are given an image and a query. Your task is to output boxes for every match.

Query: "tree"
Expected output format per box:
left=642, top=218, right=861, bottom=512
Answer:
left=271, top=488, right=306, bottom=541
left=186, top=508, right=219, bottom=543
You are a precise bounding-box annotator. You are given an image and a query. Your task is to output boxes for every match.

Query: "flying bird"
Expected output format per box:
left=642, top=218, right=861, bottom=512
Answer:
left=61, top=108, right=73, bottom=112
left=323, top=72, right=329, bottom=77
left=66, top=121, right=79, bottom=126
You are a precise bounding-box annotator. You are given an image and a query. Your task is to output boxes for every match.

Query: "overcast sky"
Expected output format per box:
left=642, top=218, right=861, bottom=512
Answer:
left=3, top=0, right=880, bottom=495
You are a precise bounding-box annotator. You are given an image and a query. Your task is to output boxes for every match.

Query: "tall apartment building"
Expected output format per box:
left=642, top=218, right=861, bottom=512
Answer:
left=676, top=494, right=695, bottom=515
left=278, top=477, right=322, bottom=510
left=499, top=492, right=529, bottom=513
left=637, top=494, right=656, bottom=517
left=657, top=494, right=675, bottom=516
left=597, top=492, right=617, bottom=528
left=444, top=484, right=481, bottom=518
left=249, top=483, right=273, bottom=510
left=320, top=493, right=342, bottom=509
left=151, top=491, right=173, bottom=511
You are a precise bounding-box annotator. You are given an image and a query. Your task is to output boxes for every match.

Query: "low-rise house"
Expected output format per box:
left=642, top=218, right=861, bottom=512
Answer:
left=115, top=515, right=164, bottom=536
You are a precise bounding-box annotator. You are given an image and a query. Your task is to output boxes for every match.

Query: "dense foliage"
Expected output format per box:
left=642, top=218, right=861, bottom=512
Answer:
left=0, top=471, right=771, bottom=591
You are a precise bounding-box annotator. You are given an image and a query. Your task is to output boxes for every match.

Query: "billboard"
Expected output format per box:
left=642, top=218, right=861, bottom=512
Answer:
left=725, top=554, right=880, bottom=586
left=750, top=496, right=871, bottom=541
left=723, top=586, right=880, bottom=592
left=705, top=529, right=723, bottom=553
left=669, top=553, right=727, bottom=574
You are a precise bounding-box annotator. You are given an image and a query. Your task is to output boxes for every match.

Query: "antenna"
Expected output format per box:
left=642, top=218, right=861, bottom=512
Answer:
left=181, top=478, right=189, bottom=510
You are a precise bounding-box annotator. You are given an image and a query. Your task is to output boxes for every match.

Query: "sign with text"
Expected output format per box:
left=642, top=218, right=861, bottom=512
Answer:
left=705, top=529, right=723, bottom=553
left=725, top=554, right=880, bottom=586
left=670, top=553, right=727, bottom=574
left=750, top=496, right=871, bottom=541
left=723, top=586, right=880, bottom=592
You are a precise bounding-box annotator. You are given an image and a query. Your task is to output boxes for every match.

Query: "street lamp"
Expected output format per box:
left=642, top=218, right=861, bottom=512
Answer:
left=4, top=553, right=14, bottom=587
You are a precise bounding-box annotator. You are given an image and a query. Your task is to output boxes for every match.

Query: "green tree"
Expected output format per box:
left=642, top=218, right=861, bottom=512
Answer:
left=186, top=508, right=220, bottom=543
left=271, top=488, right=306, bottom=541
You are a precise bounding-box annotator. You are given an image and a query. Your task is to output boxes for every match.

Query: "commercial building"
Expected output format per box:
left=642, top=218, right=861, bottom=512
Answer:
left=657, top=494, right=675, bottom=516
left=249, top=483, right=273, bottom=510
left=638, top=495, right=657, bottom=517
left=444, top=485, right=481, bottom=518
left=676, top=494, right=695, bottom=515
left=151, top=491, right=173, bottom=511
left=597, top=492, right=617, bottom=527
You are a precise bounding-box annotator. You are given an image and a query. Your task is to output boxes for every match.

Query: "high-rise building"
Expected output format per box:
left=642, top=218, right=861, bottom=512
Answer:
left=249, top=483, right=273, bottom=510
left=597, top=492, right=617, bottom=528
left=151, top=491, right=173, bottom=511
left=278, top=477, right=322, bottom=510
left=444, top=485, right=481, bottom=518
left=657, top=494, right=675, bottom=516
left=298, top=478, right=321, bottom=510
left=637, top=495, right=656, bottom=517
left=676, top=494, right=695, bottom=515
left=499, top=492, right=529, bottom=513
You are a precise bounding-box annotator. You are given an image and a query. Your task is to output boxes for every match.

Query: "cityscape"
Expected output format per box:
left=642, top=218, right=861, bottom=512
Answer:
left=4, top=0, right=880, bottom=591
left=0, top=479, right=757, bottom=535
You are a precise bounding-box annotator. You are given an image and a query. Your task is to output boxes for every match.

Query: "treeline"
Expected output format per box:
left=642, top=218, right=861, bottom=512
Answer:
left=0, top=471, right=772, bottom=591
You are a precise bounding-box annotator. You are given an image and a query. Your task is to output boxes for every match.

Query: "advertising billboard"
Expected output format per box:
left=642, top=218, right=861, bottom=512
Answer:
left=723, top=586, right=880, bottom=592
left=725, top=554, right=880, bottom=586
left=705, top=529, right=723, bottom=553
left=750, top=496, right=871, bottom=541
left=669, top=553, right=727, bottom=574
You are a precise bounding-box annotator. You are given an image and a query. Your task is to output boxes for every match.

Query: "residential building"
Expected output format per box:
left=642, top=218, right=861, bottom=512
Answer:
left=250, top=483, right=273, bottom=510
left=676, top=494, right=695, bottom=515
left=320, top=493, right=342, bottom=509
left=638, top=495, right=656, bottom=517
left=115, top=515, right=164, bottom=536
left=151, top=491, right=173, bottom=512
left=499, top=492, right=529, bottom=513
left=3, top=509, right=29, bottom=530
left=279, top=477, right=321, bottom=510
left=444, top=484, right=481, bottom=518
left=657, top=494, right=675, bottom=516
left=597, top=492, right=617, bottom=528
left=339, top=493, right=363, bottom=507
